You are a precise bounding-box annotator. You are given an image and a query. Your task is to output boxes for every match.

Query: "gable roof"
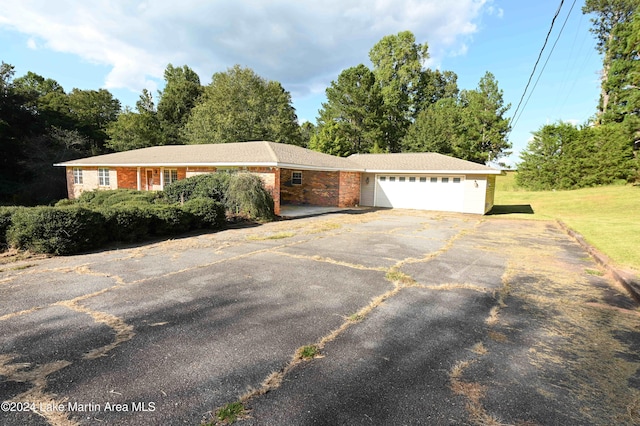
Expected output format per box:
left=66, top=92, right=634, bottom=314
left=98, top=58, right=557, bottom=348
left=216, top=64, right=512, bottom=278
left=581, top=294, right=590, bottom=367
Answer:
left=55, top=141, right=501, bottom=175
left=348, top=152, right=501, bottom=175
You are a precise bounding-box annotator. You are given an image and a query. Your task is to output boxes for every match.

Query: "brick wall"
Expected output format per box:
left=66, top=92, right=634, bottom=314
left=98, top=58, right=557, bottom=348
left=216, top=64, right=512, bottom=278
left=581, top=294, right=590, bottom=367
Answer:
left=280, top=169, right=340, bottom=206
left=177, top=168, right=187, bottom=180
left=338, top=171, right=361, bottom=207
left=65, top=168, right=78, bottom=199
left=115, top=167, right=138, bottom=190
left=65, top=166, right=118, bottom=199
left=66, top=167, right=99, bottom=199
left=186, top=167, right=217, bottom=178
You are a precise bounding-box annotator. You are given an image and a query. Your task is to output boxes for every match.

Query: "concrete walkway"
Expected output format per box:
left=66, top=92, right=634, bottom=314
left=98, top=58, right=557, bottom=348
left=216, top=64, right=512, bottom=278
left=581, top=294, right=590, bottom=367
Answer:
left=279, top=205, right=374, bottom=218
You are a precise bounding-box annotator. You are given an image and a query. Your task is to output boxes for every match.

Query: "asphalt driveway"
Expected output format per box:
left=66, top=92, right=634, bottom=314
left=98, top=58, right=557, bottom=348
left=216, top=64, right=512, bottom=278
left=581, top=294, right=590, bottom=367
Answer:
left=1, top=210, right=639, bottom=425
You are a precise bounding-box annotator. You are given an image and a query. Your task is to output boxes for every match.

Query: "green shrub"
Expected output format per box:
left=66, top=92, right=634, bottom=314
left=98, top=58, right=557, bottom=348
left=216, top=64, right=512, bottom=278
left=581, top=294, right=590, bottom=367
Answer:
left=146, top=205, right=193, bottom=236
left=7, top=206, right=107, bottom=255
left=226, top=173, right=275, bottom=220
left=77, top=189, right=160, bottom=207
left=182, top=198, right=226, bottom=229
left=101, top=206, right=153, bottom=243
left=55, top=198, right=76, bottom=207
left=0, top=206, right=21, bottom=249
left=163, top=173, right=231, bottom=204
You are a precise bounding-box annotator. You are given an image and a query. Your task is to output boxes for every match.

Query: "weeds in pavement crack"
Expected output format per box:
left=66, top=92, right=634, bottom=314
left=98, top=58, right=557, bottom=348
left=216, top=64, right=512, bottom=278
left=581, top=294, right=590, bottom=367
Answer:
left=0, top=354, right=77, bottom=426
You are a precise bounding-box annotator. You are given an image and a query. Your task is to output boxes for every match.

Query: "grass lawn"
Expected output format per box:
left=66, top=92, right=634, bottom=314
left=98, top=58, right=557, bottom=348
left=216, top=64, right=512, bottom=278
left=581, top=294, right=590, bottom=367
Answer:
left=493, top=171, right=640, bottom=272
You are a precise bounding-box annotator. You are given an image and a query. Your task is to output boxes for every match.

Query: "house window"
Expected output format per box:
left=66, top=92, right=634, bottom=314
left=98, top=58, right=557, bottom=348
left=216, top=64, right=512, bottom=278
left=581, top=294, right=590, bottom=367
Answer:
left=419, top=177, right=426, bottom=182
left=442, top=177, right=449, bottom=183
left=453, top=177, right=461, bottom=183
left=379, top=176, right=386, bottom=181
left=73, top=168, right=83, bottom=184
left=430, top=177, right=438, bottom=183
left=292, top=171, right=302, bottom=185
left=389, top=177, right=396, bottom=182
left=409, top=177, right=416, bottom=182
left=164, top=169, right=178, bottom=185
left=98, top=168, right=110, bottom=186
left=399, top=177, right=406, bottom=182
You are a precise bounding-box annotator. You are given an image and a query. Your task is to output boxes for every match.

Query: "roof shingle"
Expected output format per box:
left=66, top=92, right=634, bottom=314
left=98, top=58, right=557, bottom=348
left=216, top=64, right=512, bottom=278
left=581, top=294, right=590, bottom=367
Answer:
left=348, top=152, right=500, bottom=173
left=56, top=141, right=500, bottom=174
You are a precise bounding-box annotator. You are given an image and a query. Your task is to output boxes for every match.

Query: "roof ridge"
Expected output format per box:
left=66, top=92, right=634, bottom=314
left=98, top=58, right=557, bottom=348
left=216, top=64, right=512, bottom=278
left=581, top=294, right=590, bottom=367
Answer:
left=264, top=141, right=279, bottom=163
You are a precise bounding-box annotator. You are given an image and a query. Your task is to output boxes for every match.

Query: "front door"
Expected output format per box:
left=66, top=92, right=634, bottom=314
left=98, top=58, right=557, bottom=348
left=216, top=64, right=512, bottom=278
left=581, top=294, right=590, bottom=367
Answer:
left=146, top=170, right=153, bottom=191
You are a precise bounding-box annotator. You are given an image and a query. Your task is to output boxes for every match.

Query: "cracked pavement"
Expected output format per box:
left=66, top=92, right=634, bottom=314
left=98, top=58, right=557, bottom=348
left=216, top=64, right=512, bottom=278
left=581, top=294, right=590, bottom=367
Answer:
left=0, top=210, right=639, bottom=425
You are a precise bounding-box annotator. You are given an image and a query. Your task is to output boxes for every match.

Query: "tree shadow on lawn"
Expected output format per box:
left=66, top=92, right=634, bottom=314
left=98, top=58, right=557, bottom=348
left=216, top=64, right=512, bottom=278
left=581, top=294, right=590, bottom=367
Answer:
left=487, top=204, right=534, bottom=215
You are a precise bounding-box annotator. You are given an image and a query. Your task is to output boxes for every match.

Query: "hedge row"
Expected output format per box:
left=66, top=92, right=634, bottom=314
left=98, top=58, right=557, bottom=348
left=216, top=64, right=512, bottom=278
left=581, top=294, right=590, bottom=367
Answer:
left=76, top=189, right=162, bottom=207
left=3, top=199, right=225, bottom=255
left=0, top=206, right=20, bottom=249
left=1, top=172, right=275, bottom=255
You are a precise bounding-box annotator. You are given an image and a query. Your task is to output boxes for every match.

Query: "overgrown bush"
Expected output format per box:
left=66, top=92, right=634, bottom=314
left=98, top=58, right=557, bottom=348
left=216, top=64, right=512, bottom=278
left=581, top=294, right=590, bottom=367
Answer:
left=0, top=206, right=21, bottom=249
left=225, top=173, right=275, bottom=220
left=164, top=172, right=274, bottom=220
left=77, top=189, right=161, bottom=207
left=7, top=206, right=107, bottom=255
left=54, top=198, right=76, bottom=207
left=101, top=205, right=153, bottom=243
left=182, top=198, right=226, bottom=229
left=147, top=205, right=193, bottom=236
left=163, top=173, right=231, bottom=204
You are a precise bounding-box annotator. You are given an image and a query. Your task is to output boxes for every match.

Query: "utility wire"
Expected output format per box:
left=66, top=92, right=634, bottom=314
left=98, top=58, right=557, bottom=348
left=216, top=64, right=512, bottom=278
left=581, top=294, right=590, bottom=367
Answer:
left=507, top=0, right=565, bottom=138
left=512, top=0, right=578, bottom=130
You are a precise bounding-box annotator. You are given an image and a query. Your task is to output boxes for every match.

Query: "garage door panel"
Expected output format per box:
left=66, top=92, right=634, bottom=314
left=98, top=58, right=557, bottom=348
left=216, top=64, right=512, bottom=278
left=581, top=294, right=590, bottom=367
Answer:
left=375, top=175, right=464, bottom=212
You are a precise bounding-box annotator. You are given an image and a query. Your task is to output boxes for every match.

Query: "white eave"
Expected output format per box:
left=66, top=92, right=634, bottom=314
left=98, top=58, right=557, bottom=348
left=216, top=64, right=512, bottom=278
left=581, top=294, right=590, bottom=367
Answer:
left=54, top=161, right=364, bottom=172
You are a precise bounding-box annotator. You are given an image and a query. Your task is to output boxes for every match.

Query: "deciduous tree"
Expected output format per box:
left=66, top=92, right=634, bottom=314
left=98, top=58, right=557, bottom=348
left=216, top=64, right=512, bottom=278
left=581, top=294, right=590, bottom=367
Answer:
left=106, top=90, right=162, bottom=151
left=369, top=31, right=429, bottom=152
left=402, top=97, right=462, bottom=155
left=184, top=65, right=301, bottom=145
left=67, top=88, right=121, bottom=153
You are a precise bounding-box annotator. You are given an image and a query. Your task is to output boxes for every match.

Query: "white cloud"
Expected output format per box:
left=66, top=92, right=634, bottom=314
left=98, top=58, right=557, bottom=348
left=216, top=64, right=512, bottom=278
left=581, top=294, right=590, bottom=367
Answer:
left=26, top=37, right=37, bottom=49
left=487, top=5, right=504, bottom=18
left=0, top=0, right=498, bottom=97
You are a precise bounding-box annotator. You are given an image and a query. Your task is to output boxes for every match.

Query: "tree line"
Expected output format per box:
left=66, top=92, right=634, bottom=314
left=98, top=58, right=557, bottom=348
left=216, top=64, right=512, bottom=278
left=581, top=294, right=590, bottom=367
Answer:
left=0, top=64, right=121, bottom=204
left=1, top=30, right=512, bottom=205
left=311, top=31, right=511, bottom=164
left=517, top=0, right=640, bottom=190
left=107, top=30, right=512, bottom=164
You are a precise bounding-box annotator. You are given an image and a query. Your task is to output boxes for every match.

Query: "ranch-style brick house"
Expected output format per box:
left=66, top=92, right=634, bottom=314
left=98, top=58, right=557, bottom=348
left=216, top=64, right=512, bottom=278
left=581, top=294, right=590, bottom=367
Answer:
left=55, top=141, right=503, bottom=215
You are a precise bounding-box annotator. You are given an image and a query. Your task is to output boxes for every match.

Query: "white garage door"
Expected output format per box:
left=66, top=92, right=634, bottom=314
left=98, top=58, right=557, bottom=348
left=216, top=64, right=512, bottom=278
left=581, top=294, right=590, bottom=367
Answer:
left=374, top=175, right=464, bottom=212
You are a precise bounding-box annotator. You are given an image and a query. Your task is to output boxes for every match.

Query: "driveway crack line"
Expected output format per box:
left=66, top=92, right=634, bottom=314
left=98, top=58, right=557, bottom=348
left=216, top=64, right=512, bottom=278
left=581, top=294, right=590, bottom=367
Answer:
left=206, top=221, right=481, bottom=424
left=270, top=251, right=387, bottom=271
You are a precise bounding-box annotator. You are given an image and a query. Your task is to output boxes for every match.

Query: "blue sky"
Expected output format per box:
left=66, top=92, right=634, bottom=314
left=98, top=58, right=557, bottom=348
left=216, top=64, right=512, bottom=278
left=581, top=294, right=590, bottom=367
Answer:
left=0, top=0, right=602, bottom=165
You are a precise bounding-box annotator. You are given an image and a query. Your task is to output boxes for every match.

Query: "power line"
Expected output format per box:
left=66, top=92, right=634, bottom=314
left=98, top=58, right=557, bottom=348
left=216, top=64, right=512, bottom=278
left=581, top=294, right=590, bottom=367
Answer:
left=512, top=0, right=578, bottom=130
left=507, top=0, right=566, bottom=138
